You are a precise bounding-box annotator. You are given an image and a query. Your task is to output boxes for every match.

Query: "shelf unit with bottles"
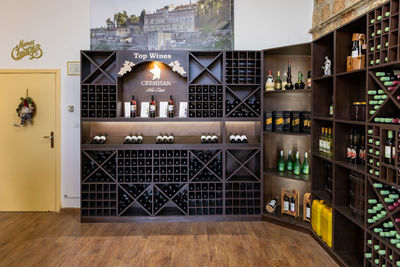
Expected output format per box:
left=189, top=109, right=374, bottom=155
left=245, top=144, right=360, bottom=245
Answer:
left=80, top=50, right=263, bottom=222
left=261, top=43, right=312, bottom=229
left=312, top=1, right=400, bottom=265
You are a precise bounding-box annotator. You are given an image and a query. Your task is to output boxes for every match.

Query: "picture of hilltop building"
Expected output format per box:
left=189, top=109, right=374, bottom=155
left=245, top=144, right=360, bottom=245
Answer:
left=90, top=0, right=233, bottom=50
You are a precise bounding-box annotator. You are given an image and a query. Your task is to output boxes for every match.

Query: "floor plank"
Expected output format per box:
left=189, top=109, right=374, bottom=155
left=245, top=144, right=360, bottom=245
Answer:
left=0, top=210, right=338, bottom=267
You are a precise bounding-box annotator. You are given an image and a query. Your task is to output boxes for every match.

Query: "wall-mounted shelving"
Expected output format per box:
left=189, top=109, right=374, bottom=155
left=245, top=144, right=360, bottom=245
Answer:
left=80, top=50, right=263, bottom=222
left=312, top=1, right=400, bottom=265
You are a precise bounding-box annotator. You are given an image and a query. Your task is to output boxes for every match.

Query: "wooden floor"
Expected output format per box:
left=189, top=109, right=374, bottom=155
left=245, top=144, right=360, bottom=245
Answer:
left=0, top=210, right=338, bottom=267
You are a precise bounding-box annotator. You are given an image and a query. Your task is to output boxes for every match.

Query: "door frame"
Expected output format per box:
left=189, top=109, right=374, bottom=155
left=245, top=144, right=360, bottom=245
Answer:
left=0, top=69, right=61, bottom=212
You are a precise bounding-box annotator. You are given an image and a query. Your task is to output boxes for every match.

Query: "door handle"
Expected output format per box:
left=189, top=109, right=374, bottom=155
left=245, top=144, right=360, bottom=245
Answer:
left=42, top=131, right=54, bottom=148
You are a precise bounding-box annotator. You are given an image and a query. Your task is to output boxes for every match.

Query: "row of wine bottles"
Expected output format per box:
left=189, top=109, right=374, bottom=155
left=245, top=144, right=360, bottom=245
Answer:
left=346, top=130, right=365, bottom=165
left=265, top=61, right=311, bottom=91
left=128, top=95, right=175, bottom=118
left=118, top=150, right=187, bottom=159
left=318, top=127, right=333, bottom=158
left=201, top=134, right=218, bottom=144
left=229, top=133, right=248, bottom=143
left=277, top=151, right=309, bottom=175
left=124, top=135, right=144, bottom=144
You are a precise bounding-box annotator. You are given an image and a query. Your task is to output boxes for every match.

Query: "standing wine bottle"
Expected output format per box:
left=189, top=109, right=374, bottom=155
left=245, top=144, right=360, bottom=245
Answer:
left=285, top=61, right=294, bottom=90
left=307, top=70, right=311, bottom=89
left=265, top=70, right=274, bottom=91
left=150, top=95, right=156, bottom=118
left=290, top=195, right=296, bottom=213
left=278, top=150, right=285, bottom=172
left=306, top=201, right=311, bottom=220
left=286, top=150, right=293, bottom=171
left=283, top=194, right=290, bottom=212
left=293, top=151, right=301, bottom=175
left=294, top=71, right=305, bottom=89
left=274, top=70, right=282, bottom=90
left=167, top=95, right=174, bottom=118
left=302, top=152, right=309, bottom=175
left=130, top=96, right=137, bottom=117
left=282, top=71, right=288, bottom=90
left=347, top=130, right=353, bottom=163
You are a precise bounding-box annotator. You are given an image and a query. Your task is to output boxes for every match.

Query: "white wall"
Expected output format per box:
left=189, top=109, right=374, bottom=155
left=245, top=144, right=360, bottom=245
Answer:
left=235, top=0, right=313, bottom=49
left=0, top=0, right=312, bottom=208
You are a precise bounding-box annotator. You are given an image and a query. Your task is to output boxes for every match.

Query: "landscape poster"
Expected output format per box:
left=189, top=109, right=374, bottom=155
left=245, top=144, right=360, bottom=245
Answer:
left=90, top=0, right=234, bottom=50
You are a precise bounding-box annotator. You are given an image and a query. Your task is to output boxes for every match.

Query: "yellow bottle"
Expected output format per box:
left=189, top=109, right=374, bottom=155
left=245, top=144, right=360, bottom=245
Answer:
left=312, top=199, right=325, bottom=236
left=321, top=205, right=330, bottom=244
left=326, top=208, right=333, bottom=247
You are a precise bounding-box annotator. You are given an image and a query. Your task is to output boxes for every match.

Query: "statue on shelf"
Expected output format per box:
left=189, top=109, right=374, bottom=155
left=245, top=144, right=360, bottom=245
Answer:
left=322, top=56, right=332, bottom=76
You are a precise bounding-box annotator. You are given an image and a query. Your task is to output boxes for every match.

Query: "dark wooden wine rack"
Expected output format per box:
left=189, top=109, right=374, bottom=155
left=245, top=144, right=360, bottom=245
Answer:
left=81, top=49, right=263, bottom=222
left=367, top=1, right=400, bottom=66
left=312, top=1, right=400, bottom=265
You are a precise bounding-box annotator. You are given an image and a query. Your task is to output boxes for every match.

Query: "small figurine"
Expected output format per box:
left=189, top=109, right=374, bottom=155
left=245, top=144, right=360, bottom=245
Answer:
left=322, top=56, right=332, bottom=76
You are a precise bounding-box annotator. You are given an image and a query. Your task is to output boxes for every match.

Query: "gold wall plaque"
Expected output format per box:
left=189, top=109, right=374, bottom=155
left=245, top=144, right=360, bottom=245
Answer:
left=11, top=40, right=43, bottom=61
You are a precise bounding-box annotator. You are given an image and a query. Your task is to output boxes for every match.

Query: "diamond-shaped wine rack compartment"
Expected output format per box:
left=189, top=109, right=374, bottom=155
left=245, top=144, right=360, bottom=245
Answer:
left=118, top=184, right=152, bottom=216
left=153, top=150, right=188, bottom=183
left=81, top=51, right=117, bottom=84
left=367, top=125, right=400, bottom=186
left=225, top=86, right=261, bottom=118
left=81, top=51, right=117, bottom=118
left=225, top=51, right=261, bottom=84
left=226, top=149, right=261, bottom=182
left=81, top=84, right=117, bottom=118
left=365, top=178, right=400, bottom=266
left=81, top=150, right=116, bottom=183
left=367, top=1, right=399, bottom=67
left=154, top=184, right=187, bottom=216
left=117, top=150, right=153, bottom=183
left=188, top=85, right=223, bottom=118
left=81, top=184, right=117, bottom=217
left=368, top=71, right=400, bottom=123
left=189, top=52, right=223, bottom=84
left=225, top=182, right=261, bottom=215
left=189, top=150, right=223, bottom=182
left=188, top=183, right=223, bottom=215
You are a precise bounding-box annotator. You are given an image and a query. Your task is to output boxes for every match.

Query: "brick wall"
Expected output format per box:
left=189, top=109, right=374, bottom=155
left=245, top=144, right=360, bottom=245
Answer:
left=312, top=0, right=387, bottom=39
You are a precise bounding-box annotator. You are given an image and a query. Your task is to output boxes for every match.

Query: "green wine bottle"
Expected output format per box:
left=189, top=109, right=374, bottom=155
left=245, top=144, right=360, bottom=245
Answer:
left=278, top=150, right=285, bottom=172
left=286, top=150, right=293, bottom=171
left=293, top=152, right=301, bottom=176
left=302, top=152, right=309, bottom=175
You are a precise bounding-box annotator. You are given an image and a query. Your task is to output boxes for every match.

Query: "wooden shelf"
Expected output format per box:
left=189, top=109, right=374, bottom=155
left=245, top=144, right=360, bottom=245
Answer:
left=335, top=161, right=366, bottom=175
left=313, top=75, right=334, bottom=81
left=264, top=89, right=311, bottom=94
left=262, top=208, right=311, bottom=232
left=312, top=189, right=332, bottom=206
left=335, top=206, right=364, bottom=230
left=263, top=131, right=310, bottom=136
left=264, top=168, right=311, bottom=182
left=313, top=116, right=333, bottom=121
left=334, top=119, right=366, bottom=125
left=335, top=68, right=366, bottom=77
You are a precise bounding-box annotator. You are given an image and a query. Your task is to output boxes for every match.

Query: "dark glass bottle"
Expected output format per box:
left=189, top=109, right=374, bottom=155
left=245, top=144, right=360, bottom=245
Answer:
left=167, top=95, right=174, bottom=118
left=150, top=95, right=156, bottom=118
left=285, top=61, right=294, bottom=90
left=294, top=71, right=305, bottom=89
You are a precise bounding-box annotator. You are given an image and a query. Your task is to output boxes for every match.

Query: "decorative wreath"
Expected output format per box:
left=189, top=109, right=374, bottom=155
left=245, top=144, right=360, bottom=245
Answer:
left=16, top=91, right=36, bottom=126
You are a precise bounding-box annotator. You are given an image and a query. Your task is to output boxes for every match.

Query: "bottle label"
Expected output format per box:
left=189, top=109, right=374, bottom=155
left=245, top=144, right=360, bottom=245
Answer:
left=290, top=202, right=295, bottom=213
left=130, top=104, right=136, bottom=111
left=284, top=201, right=289, bottom=211
left=359, top=149, right=365, bottom=160
left=392, top=147, right=396, bottom=159
left=325, top=141, right=330, bottom=151
left=306, top=207, right=311, bottom=219
left=347, top=147, right=352, bottom=158
left=303, top=166, right=309, bottom=174
left=287, top=162, right=293, bottom=171
left=322, top=140, right=327, bottom=151
left=351, top=148, right=356, bottom=159
left=269, top=199, right=277, bottom=207
left=150, top=104, right=156, bottom=112
left=352, top=50, right=359, bottom=58
left=266, top=118, right=272, bottom=125
left=319, top=140, right=323, bottom=150
left=385, top=146, right=391, bottom=159
left=167, top=104, right=174, bottom=112
left=292, top=118, right=299, bottom=126
left=294, top=166, right=300, bottom=175
left=276, top=118, right=283, bottom=125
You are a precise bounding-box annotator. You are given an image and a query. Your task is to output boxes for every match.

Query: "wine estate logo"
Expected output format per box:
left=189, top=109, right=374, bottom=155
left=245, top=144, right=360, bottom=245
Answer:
left=150, top=64, right=161, bottom=80
left=141, top=63, right=172, bottom=87
left=11, top=40, right=43, bottom=61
